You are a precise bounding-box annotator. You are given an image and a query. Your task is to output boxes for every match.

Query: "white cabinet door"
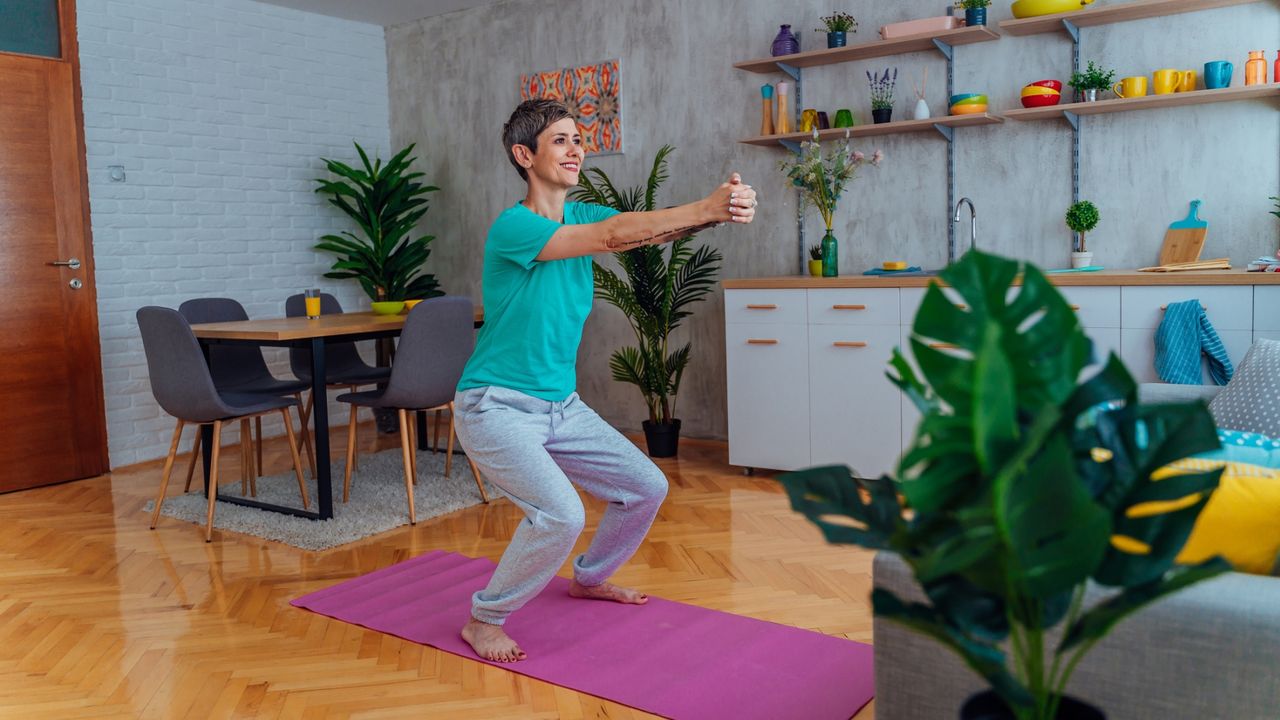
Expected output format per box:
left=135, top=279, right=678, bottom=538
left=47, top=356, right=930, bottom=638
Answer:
left=900, top=326, right=922, bottom=452
left=724, top=289, right=807, bottom=325
left=1256, top=287, right=1280, bottom=332
left=1121, top=327, right=1253, bottom=385
left=1120, top=286, right=1253, bottom=331
left=808, top=324, right=902, bottom=478
left=726, top=322, right=811, bottom=471
left=1059, top=286, right=1121, bottom=328
left=1083, top=327, right=1121, bottom=379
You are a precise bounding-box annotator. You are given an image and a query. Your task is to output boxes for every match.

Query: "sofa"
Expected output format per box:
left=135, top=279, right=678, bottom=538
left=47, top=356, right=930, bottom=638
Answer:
left=872, top=383, right=1280, bottom=719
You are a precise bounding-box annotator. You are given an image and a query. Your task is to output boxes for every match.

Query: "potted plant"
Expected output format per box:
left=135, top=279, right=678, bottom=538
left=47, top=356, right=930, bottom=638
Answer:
left=808, top=244, right=824, bottom=276
left=957, top=0, right=992, bottom=26
left=779, top=130, right=883, bottom=278
left=569, top=145, right=722, bottom=458
left=1068, top=61, right=1117, bottom=102
left=1269, top=195, right=1280, bottom=220
left=1066, top=200, right=1100, bottom=268
left=314, top=141, right=443, bottom=430
left=868, top=67, right=898, bottom=123
left=817, top=12, right=857, bottom=48
left=778, top=250, right=1228, bottom=720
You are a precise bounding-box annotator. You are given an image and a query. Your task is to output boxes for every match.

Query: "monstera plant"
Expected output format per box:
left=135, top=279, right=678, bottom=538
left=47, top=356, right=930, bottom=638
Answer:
left=569, top=145, right=722, bottom=458
left=778, top=251, right=1228, bottom=720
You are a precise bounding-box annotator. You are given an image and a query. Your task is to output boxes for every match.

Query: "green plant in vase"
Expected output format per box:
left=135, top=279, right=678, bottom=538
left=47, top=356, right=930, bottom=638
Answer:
left=816, top=11, right=858, bottom=48
left=1068, top=61, right=1117, bottom=102
left=779, top=129, right=882, bottom=277
left=808, top=244, right=824, bottom=277
left=777, top=251, right=1228, bottom=720
left=1066, top=200, right=1100, bottom=268
left=956, top=0, right=992, bottom=26
left=867, top=67, right=898, bottom=123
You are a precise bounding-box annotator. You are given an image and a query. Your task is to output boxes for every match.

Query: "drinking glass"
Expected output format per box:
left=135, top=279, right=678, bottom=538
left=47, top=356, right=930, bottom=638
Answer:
left=304, top=288, right=321, bottom=319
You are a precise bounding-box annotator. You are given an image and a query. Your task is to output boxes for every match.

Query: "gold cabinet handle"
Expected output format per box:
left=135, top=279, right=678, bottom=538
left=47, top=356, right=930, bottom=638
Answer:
left=746, top=304, right=778, bottom=310
left=833, top=341, right=868, bottom=348
left=928, top=342, right=960, bottom=350
left=1070, top=304, right=1081, bottom=310
left=1160, top=304, right=1205, bottom=311
left=954, top=303, right=967, bottom=310
left=747, top=338, right=779, bottom=345
left=832, top=304, right=867, bottom=310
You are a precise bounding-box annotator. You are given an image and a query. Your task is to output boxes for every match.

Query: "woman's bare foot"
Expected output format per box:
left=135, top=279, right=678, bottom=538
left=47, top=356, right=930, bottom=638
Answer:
left=568, top=579, right=648, bottom=604
left=461, top=617, right=526, bottom=663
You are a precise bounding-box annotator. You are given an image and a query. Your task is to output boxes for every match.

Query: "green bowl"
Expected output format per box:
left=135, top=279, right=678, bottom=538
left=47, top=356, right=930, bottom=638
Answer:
left=371, top=301, right=406, bottom=316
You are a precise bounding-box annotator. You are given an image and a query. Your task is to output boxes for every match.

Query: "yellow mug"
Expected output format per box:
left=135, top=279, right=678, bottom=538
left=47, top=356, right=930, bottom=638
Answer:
left=1177, top=69, right=1197, bottom=92
left=1152, top=68, right=1183, bottom=94
left=1112, top=76, right=1148, bottom=98
left=800, top=108, right=819, bottom=132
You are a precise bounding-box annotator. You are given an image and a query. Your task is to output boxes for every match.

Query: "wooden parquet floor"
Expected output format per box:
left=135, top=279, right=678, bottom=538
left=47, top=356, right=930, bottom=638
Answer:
left=0, top=421, right=876, bottom=719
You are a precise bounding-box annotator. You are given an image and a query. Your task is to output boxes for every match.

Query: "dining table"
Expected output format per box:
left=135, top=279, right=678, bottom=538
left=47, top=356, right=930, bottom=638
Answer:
left=190, top=307, right=484, bottom=520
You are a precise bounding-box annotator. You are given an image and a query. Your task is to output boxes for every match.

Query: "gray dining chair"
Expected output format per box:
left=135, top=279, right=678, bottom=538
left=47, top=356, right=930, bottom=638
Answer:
left=137, top=306, right=311, bottom=542
left=337, top=296, right=486, bottom=524
left=284, top=292, right=392, bottom=472
left=178, top=297, right=315, bottom=482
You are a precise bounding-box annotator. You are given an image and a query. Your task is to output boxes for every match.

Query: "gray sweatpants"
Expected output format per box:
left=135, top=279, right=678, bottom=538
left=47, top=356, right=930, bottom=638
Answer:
left=453, top=385, right=669, bottom=625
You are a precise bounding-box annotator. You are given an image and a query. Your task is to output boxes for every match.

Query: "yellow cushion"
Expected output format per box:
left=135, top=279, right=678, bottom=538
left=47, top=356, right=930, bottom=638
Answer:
left=1128, top=459, right=1280, bottom=575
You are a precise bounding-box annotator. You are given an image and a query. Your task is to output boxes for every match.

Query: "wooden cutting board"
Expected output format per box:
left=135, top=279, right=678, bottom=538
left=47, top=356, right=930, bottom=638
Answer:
left=1158, top=200, right=1208, bottom=265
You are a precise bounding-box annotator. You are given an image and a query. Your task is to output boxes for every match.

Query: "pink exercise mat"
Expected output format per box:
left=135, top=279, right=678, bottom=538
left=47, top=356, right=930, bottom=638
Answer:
left=291, top=550, right=875, bottom=720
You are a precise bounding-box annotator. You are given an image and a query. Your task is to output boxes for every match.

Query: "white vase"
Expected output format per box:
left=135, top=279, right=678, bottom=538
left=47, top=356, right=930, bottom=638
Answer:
left=1071, top=251, right=1094, bottom=269
left=913, top=98, right=931, bottom=120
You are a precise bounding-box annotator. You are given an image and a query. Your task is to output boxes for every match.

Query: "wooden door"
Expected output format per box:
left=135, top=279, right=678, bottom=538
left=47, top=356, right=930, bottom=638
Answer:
left=0, top=0, right=108, bottom=491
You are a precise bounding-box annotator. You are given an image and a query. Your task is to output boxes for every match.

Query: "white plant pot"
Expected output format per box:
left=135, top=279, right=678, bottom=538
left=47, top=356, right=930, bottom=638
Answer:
left=1071, top=251, right=1094, bottom=269
left=913, top=98, right=931, bottom=120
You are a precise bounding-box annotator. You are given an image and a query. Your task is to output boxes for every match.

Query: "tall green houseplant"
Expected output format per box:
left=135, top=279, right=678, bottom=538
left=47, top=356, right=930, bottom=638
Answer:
left=569, top=145, right=722, bottom=457
left=314, top=142, right=443, bottom=303
left=778, top=251, right=1228, bottom=719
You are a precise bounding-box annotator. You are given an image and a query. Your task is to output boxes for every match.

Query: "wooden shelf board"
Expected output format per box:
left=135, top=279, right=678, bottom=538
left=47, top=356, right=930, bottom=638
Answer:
left=739, top=113, right=1003, bottom=146
left=999, top=0, right=1260, bottom=36
left=733, top=26, right=999, bottom=74
left=1003, top=85, right=1280, bottom=121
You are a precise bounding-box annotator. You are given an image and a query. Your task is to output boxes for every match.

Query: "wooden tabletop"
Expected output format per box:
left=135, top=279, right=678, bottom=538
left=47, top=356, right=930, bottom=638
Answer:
left=191, top=308, right=485, bottom=342
left=723, top=269, right=1280, bottom=290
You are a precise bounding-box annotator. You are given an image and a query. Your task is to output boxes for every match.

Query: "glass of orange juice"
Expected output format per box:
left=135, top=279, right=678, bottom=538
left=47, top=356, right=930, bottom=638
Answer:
left=304, top=289, right=321, bottom=319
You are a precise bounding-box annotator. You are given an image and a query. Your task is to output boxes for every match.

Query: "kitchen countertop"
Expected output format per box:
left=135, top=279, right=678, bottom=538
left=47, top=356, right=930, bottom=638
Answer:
left=723, top=269, right=1280, bottom=289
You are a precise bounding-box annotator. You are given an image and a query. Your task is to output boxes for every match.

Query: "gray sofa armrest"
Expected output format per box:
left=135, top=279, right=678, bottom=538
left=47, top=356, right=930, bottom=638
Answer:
left=1137, top=382, right=1222, bottom=405
left=873, top=552, right=1280, bottom=719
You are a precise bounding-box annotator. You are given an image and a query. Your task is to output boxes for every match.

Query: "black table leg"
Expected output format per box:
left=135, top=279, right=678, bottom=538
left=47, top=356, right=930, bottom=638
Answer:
left=201, top=424, right=213, bottom=494
left=416, top=409, right=429, bottom=451
left=309, top=336, right=333, bottom=519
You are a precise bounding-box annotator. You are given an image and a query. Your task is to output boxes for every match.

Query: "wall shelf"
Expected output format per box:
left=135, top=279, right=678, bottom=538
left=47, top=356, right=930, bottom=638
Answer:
left=999, top=0, right=1261, bottom=37
left=1004, top=85, right=1280, bottom=121
left=739, top=113, right=1003, bottom=147
left=732, top=25, right=999, bottom=74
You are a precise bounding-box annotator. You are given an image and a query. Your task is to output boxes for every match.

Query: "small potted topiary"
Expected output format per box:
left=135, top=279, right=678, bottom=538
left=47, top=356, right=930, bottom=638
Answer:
left=1066, top=200, right=1100, bottom=268
left=808, top=244, right=824, bottom=276
left=816, top=12, right=857, bottom=48
left=1068, top=61, right=1117, bottom=102
left=956, top=0, right=992, bottom=26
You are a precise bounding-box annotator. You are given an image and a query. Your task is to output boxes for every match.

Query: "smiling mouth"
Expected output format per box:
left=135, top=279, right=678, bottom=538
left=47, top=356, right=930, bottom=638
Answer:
left=560, top=162, right=580, bottom=172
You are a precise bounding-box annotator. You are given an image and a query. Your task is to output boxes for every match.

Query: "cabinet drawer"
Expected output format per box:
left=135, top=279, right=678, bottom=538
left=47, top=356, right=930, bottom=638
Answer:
left=808, top=325, right=903, bottom=478
left=725, top=323, right=811, bottom=471
left=724, top=289, right=807, bottom=325
left=900, top=286, right=964, bottom=326
left=809, top=288, right=899, bottom=326
left=1058, top=286, right=1120, bottom=328
left=1120, top=286, right=1253, bottom=331
left=1256, top=287, right=1280, bottom=332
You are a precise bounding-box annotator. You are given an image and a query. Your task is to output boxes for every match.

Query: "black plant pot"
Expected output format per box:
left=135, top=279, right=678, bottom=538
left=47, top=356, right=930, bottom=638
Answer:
left=871, top=108, right=893, bottom=124
left=961, top=691, right=1105, bottom=720
left=642, top=419, right=681, bottom=458
left=827, top=31, right=847, bottom=48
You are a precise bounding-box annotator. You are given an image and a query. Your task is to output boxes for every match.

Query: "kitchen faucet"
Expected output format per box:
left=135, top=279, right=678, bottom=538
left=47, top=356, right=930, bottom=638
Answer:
left=952, top=197, right=977, bottom=263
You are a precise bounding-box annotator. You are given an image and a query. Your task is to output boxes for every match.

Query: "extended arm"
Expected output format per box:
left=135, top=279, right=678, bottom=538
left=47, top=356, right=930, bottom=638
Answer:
left=535, top=174, right=757, bottom=261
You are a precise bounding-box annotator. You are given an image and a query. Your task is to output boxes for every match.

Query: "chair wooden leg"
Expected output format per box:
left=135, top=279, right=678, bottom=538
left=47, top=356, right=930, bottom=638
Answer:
left=445, top=402, right=456, bottom=477
left=280, top=407, right=310, bottom=510
left=255, top=416, right=264, bottom=478
left=467, top=455, right=489, bottom=504
left=206, top=421, right=223, bottom=543
left=343, top=402, right=358, bottom=503
left=433, top=409, right=443, bottom=452
left=183, top=433, right=201, bottom=493
left=150, top=420, right=186, bottom=530
left=239, top=419, right=251, bottom=496
left=296, top=392, right=316, bottom=479
left=398, top=409, right=417, bottom=525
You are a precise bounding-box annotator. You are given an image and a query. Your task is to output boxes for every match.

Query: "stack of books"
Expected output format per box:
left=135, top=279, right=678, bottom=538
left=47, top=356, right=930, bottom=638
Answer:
left=1247, top=254, right=1280, bottom=272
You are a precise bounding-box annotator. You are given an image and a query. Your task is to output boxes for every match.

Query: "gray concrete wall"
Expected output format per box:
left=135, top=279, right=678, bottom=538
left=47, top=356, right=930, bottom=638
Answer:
left=387, top=0, right=1279, bottom=441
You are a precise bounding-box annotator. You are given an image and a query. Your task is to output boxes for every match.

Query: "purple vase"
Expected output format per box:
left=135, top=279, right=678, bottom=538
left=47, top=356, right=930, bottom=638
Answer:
left=771, top=24, right=799, bottom=57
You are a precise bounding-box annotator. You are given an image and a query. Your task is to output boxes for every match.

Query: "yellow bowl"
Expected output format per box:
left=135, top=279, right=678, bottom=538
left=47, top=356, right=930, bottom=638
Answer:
left=371, top=301, right=405, bottom=316
left=1021, top=85, right=1062, bottom=97
left=403, top=299, right=423, bottom=311
left=1011, top=0, right=1095, bottom=19
left=949, top=103, right=988, bottom=115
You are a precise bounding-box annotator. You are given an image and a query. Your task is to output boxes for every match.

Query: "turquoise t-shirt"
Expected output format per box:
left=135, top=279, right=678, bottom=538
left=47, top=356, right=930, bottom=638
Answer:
left=457, top=201, right=619, bottom=401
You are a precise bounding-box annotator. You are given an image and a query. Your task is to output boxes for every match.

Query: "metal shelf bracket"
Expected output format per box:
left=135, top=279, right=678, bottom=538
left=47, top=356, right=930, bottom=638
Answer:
left=933, top=123, right=955, bottom=142
left=1064, top=110, right=1080, bottom=131
left=1061, top=19, right=1080, bottom=43
left=775, top=62, right=801, bottom=81
left=779, top=139, right=803, bottom=154
left=932, top=38, right=954, bottom=61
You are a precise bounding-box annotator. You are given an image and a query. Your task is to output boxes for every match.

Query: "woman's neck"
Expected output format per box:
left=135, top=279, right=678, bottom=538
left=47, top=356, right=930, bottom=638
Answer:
left=521, top=182, right=567, bottom=222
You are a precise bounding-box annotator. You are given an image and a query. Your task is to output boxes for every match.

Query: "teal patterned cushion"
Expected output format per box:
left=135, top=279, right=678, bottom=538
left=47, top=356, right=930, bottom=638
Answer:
left=1209, top=338, right=1280, bottom=437
left=1195, top=428, right=1280, bottom=469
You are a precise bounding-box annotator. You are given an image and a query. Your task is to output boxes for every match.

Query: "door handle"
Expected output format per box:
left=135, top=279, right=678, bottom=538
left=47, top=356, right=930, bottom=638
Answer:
left=49, top=257, right=81, bottom=270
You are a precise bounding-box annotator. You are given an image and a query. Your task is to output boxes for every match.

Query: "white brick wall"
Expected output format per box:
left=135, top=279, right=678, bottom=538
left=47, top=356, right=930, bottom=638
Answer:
left=79, top=0, right=392, bottom=467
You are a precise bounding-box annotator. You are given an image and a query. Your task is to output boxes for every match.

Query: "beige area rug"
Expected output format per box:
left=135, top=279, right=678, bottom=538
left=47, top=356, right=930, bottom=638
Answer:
left=144, top=447, right=497, bottom=551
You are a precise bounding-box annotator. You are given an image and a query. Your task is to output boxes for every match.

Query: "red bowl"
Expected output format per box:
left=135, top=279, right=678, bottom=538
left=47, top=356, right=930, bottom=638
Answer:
left=1030, top=79, right=1063, bottom=91
left=1021, top=93, right=1062, bottom=108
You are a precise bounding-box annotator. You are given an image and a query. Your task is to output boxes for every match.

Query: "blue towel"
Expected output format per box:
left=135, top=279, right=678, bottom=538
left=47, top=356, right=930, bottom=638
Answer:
left=863, top=266, right=922, bottom=276
left=1154, top=299, right=1233, bottom=385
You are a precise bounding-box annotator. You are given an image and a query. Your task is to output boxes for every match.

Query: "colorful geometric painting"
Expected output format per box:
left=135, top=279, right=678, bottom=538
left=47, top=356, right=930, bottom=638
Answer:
left=520, top=59, right=622, bottom=155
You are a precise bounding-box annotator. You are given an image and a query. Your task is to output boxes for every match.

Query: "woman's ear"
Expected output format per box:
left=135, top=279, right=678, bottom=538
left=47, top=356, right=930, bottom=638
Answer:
left=511, top=144, right=534, bottom=170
